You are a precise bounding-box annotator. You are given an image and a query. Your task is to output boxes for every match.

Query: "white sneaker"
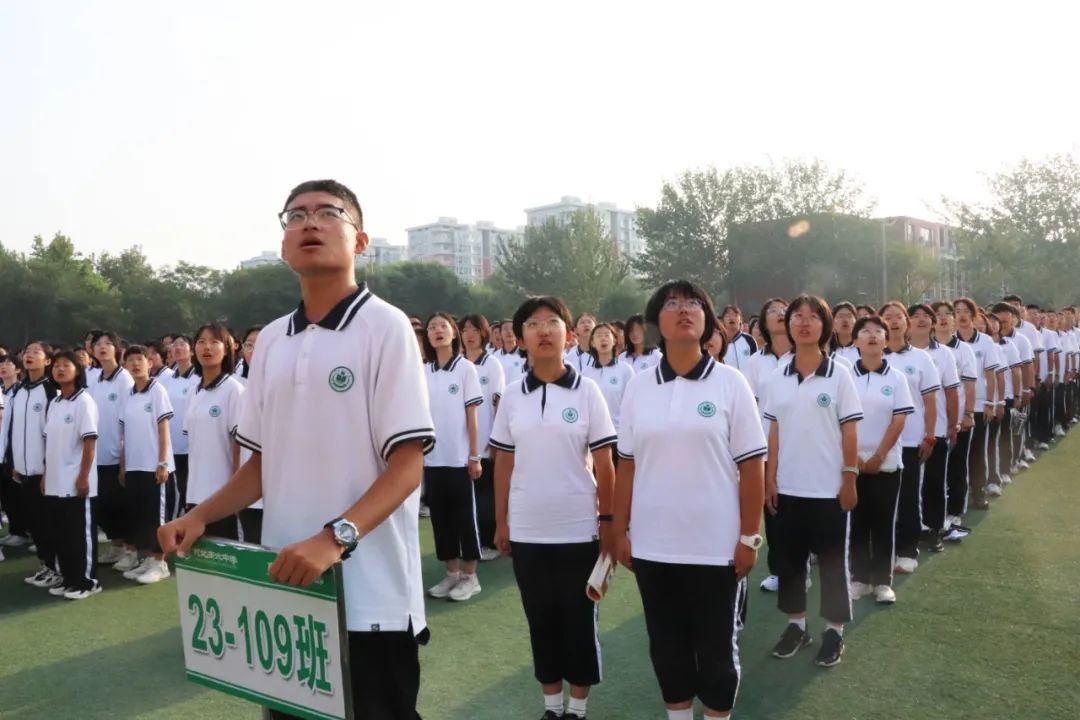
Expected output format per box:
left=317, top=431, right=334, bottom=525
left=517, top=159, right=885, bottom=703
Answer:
left=1017, top=458, right=1030, bottom=470
left=49, top=584, right=72, bottom=597
left=1054, top=425, right=1066, bottom=437
left=449, top=573, right=481, bottom=601
left=113, top=550, right=140, bottom=572
left=479, top=547, right=501, bottom=562
left=428, top=573, right=461, bottom=599
left=875, top=585, right=897, bottom=603
left=123, top=557, right=154, bottom=580
left=99, top=545, right=124, bottom=565
left=987, top=483, right=1003, bottom=497
left=943, top=527, right=967, bottom=542
left=760, top=574, right=779, bottom=592
left=1023, top=449, right=1036, bottom=462
left=28, top=544, right=37, bottom=553
left=3, top=534, right=31, bottom=548
left=418, top=504, right=431, bottom=518
left=65, top=584, right=103, bottom=600
left=1000, top=473, right=1013, bottom=485
left=41, top=570, right=65, bottom=589
left=1010, top=464, right=1021, bottom=475
left=135, top=559, right=171, bottom=584
left=1037, top=442, right=1050, bottom=451
left=895, top=557, right=918, bottom=574
left=24, top=566, right=50, bottom=585
left=850, top=581, right=872, bottom=600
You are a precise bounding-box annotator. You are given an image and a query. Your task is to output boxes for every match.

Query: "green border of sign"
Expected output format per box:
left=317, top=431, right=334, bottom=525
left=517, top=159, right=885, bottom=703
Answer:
left=176, top=537, right=354, bottom=720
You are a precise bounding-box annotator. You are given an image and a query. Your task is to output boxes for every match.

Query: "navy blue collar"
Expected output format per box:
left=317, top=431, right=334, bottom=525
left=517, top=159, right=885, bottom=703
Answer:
left=287, top=284, right=372, bottom=336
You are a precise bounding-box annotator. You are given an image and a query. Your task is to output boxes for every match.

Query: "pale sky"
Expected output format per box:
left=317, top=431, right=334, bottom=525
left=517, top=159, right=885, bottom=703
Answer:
left=2, top=1, right=1078, bottom=271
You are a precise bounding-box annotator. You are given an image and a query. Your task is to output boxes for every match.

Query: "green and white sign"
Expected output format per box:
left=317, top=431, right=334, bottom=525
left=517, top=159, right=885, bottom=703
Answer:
left=174, top=539, right=352, bottom=720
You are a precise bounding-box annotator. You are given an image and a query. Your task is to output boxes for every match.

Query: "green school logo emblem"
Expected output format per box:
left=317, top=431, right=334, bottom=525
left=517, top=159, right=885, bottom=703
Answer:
left=743, top=348, right=751, bottom=356
left=107, top=392, right=118, bottom=402
left=975, top=350, right=983, bottom=359
left=328, top=366, right=354, bottom=393
left=697, top=401, right=717, bottom=418
left=882, top=385, right=893, bottom=397
left=609, top=376, right=619, bottom=386
left=480, top=376, right=489, bottom=386
left=209, top=405, right=222, bottom=418
left=562, top=407, right=579, bottom=423
left=32, top=402, right=43, bottom=412
left=181, top=387, right=189, bottom=396
left=144, top=402, right=152, bottom=413
left=64, top=414, right=74, bottom=424
left=905, top=365, right=916, bottom=375
left=448, top=383, right=460, bottom=395
left=816, top=393, right=832, bottom=408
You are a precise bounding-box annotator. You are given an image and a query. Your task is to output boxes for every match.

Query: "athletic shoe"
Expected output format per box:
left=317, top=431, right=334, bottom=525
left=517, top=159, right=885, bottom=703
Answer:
left=28, top=544, right=37, bottom=553
left=427, top=573, right=461, bottom=599
left=875, top=585, right=897, bottom=604
left=5, top=534, right=31, bottom=548
left=30, top=569, right=60, bottom=588
left=1022, top=449, right=1036, bottom=462
left=97, top=529, right=109, bottom=543
left=894, top=557, right=918, bottom=574
left=943, top=528, right=967, bottom=543
left=1000, top=473, right=1013, bottom=485
left=65, top=584, right=103, bottom=600
left=563, top=714, right=585, bottom=720
left=971, top=498, right=991, bottom=510
left=1017, top=459, right=1030, bottom=470
left=1054, top=425, right=1066, bottom=437
left=113, top=550, right=140, bottom=572
left=850, top=581, right=872, bottom=600
left=49, top=585, right=72, bottom=597
left=98, top=545, right=125, bottom=565
left=1010, top=464, right=1022, bottom=475
left=540, top=712, right=561, bottom=720
left=41, top=571, right=65, bottom=589
left=922, top=534, right=945, bottom=553
left=479, top=547, right=501, bottom=562
left=449, top=574, right=481, bottom=601
left=771, top=623, right=813, bottom=659
left=760, top=574, right=779, bottom=592
left=814, top=629, right=845, bottom=667
left=24, top=567, right=50, bottom=585
left=1037, top=442, right=1050, bottom=451
left=418, top=504, right=431, bottom=519
left=987, top=483, right=1003, bottom=497
left=135, top=559, right=171, bottom=584
left=123, top=557, right=154, bottom=580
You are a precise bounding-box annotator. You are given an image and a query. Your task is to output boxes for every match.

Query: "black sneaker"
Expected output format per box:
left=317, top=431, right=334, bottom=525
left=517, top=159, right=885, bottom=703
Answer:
left=771, top=623, right=812, bottom=658
left=922, top=534, right=945, bottom=553
left=814, top=629, right=844, bottom=667
left=563, top=714, right=585, bottom=720
left=540, top=712, right=562, bottom=720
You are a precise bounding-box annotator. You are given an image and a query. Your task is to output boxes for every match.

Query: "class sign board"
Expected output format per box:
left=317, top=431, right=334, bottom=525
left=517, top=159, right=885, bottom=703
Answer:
left=174, top=539, right=353, bottom=720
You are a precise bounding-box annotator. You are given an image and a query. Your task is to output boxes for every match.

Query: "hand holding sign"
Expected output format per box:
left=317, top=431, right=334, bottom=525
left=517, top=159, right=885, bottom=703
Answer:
left=269, top=530, right=345, bottom=588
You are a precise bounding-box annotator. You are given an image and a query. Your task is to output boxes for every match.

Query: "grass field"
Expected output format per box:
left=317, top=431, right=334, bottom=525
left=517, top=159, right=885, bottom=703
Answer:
left=2, top=434, right=1079, bottom=720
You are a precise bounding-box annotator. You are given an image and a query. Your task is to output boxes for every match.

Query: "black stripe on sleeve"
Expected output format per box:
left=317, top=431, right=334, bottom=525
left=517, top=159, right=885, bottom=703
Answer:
left=839, top=412, right=863, bottom=425
left=944, top=381, right=962, bottom=390
left=588, top=435, right=618, bottom=451
left=762, top=412, right=777, bottom=422
left=81, top=432, right=99, bottom=440
left=960, top=374, right=977, bottom=381
left=733, top=446, right=768, bottom=463
left=488, top=438, right=515, bottom=453
left=920, top=385, right=941, bottom=396
left=464, top=397, right=483, bottom=408
left=616, top=449, right=634, bottom=461
left=234, top=431, right=262, bottom=453
left=156, top=412, right=174, bottom=424
left=893, top=406, right=916, bottom=416
left=381, top=428, right=437, bottom=462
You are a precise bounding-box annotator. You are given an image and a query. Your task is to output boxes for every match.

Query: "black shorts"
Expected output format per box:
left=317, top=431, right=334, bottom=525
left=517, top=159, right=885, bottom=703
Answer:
left=424, top=466, right=480, bottom=562
left=126, top=470, right=176, bottom=552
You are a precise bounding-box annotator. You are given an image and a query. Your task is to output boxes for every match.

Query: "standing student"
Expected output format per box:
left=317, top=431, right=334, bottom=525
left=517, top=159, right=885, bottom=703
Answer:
left=907, top=304, right=960, bottom=552
left=749, top=316, right=765, bottom=350
left=498, top=321, right=528, bottom=382
left=235, top=325, right=263, bottom=387
left=43, top=350, right=101, bottom=600
left=119, top=345, right=176, bottom=585
left=983, top=314, right=1015, bottom=499
left=234, top=324, right=265, bottom=541
left=619, top=314, right=662, bottom=373
left=565, top=313, right=597, bottom=371
left=14, top=342, right=62, bottom=589
left=582, top=323, right=635, bottom=432
left=744, top=297, right=790, bottom=593
left=848, top=316, right=914, bottom=604
left=490, top=321, right=504, bottom=353
left=611, top=319, right=627, bottom=356
left=184, top=324, right=246, bottom=540
left=703, top=327, right=728, bottom=363
left=1006, top=296, right=1041, bottom=463
left=720, top=305, right=756, bottom=376
left=145, top=341, right=172, bottom=379
left=160, top=179, right=437, bottom=720
left=460, top=313, right=506, bottom=561
left=967, top=311, right=1004, bottom=510
left=87, top=331, right=137, bottom=569
left=880, top=302, right=939, bottom=574
left=999, top=303, right=1035, bottom=472
left=762, top=296, right=861, bottom=668
left=163, top=335, right=200, bottom=514
left=423, top=312, right=485, bottom=602
left=0, top=353, right=30, bottom=550
left=614, top=280, right=766, bottom=720
left=830, top=302, right=861, bottom=366
left=491, top=295, right=617, bottom=720
left=990, top=305, right=1026, bottom=490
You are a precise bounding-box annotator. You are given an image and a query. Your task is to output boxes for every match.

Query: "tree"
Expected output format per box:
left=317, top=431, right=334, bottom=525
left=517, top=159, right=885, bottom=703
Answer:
left=216, top=263, right=299, bottom=331
left=635, top=159, right=874, bottom=304
left=496, top=210, right=630, bottom=315
left=361, top=262, right=472, bottom=318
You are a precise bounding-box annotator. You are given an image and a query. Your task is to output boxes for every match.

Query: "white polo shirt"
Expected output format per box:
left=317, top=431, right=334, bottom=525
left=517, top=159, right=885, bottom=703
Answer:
left=1015, top=319, right=1044, bottom=363
left=43, top=389, right=99, bottom=497
left=945, top=335, right=978, bottom=385
left=467, top=351, right=505, bottom=454
left=745, top=348, right=792, bottom=432
left=851, top=359, right=915, bottom=472
left=580, top=356, right=635, bottom=429
left=86, top=366, right=102, bottom=384
left=162, top=366, right=200, bottom=455
left=497, top=348, right=527, bottom=384
left=832, top=343, right=861, bottom=367
left=183, top=373, right=244, bottom=505
left=917, top=339, right=961, bottom=438
left=564, top=345, right=593, bottom=372
left=120, top=378, right=176, bottom=473
left=618, top=355, right=767, bottom=566
left=723, top=332, right=757, bottom=376
left=618, top=348, right=662, bottom=374
left=424, top=354, right=483, bottom=467
left=998, top=338, right=1022, bottom=399
left=235, top=284, right=435, bottom=635
left=884, top=345, right=941, bottom=447
left=1040, top=328, right=1061, bottom=382
left=762, top=356, right=863, bottom=498
left=87, top=366, right=134, bottom=466
left=10, top=377, right=59, bottom=476
left=490, top=365, right=616, bottom=544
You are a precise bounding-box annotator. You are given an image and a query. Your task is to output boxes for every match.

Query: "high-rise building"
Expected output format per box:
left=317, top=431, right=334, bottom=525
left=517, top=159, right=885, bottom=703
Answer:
left=406, top=218, right=521, bottom=284
left=524, top=195, right=644, bottom=258
left=356, top=237, right=407, bottom=268
left=238, top=251, right=283, bottom=270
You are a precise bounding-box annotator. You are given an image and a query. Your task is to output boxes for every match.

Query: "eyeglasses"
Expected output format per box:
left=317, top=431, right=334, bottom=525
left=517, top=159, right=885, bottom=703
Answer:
left=662, top=298, right=704, bottom=312
left=278, top=205, right=358, bottom=230
left=524, top=317, right=565, bottom=332
left=790, top=314, right=822, bottom=325
left=766, top=306, right=788, bottom=317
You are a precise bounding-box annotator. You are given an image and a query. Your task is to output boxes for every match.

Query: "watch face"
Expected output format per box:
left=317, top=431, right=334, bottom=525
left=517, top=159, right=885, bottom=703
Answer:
left=336, top=522, right=358, bottom=544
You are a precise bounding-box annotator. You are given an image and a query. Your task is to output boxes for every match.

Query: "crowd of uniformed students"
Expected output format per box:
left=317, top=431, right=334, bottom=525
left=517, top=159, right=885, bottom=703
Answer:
left=2, top=187, right=1078, bottom=720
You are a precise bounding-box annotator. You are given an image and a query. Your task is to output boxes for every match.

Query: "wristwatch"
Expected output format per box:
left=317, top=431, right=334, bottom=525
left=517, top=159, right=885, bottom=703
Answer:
left=324, top=518, right=360, bottom=560
left=739, top=534, right=764, bottom=550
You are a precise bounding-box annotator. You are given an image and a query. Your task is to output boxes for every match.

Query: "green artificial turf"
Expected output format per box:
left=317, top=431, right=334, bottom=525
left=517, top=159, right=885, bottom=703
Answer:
left=2, top=434, right=1078, bottom=719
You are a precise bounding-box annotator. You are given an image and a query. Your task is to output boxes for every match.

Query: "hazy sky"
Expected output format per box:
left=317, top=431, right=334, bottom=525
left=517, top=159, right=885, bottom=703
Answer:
left=2, top=1, right=1077, bottom=270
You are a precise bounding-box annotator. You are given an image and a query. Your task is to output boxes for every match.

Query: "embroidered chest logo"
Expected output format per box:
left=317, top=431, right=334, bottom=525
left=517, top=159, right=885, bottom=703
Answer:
left=479, top=376, right=489, bottom=386
left=816, top=393, right=832, bottom=408
left=905, top=365, right=916, bottom=375
left=697, top=401, right=716, bottom=418
left=608, top=376, right=619, bottom=386
left=975, top=350, right=983, bottom=359
left=32, top=402, right=43, bottom=412
left=562, top=407, right=579, bottom=423
left=64, top=414, right=74, bottom=424
left=448, top=383, right=460, bottom=395
left=743, top=348, right=751, bottom=356
left=881, top=385, right=893, bottom=397
left=181, top=387, right=189, bottom=396
left=328, top=366, right=354, bottom=393
left=144, top=403, right=153, bottom=413
left=107, top=392, right=118, bottom=402
left=209, top=405, right=222, bottom=418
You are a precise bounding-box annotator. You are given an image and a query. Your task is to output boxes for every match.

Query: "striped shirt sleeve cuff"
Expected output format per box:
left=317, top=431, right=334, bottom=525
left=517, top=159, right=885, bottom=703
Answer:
left=944, top=381, right=962, bottom=390
left=156, top=412, right=174, bottom=423
left=733, top=446, right=768, bottom=463
left=893, top=406, right=916, bottom=416
left=762, top=412, right=777, bottom=422
left=920, top=385, right=942, bottom=396
left=616, top=449, right=634, bottom=461
left=588, top=435, right=618, bottom=451
left=488, top=438, right=514, bottom=452
left=381, top=428, right=437, bottom=461
left=234, top=430, right=262, bottom=454
left=465, top=397, right=484, bottom=408
left=81, top=432, right=99, bottom=440
left=839, top=412, right=863, bottom=425
left=960, top=374, right=977, bottom=381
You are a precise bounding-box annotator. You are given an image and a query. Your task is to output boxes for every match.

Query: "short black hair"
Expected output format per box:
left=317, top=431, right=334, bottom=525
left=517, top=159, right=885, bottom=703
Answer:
left=90, top=331, right=123, bottom=363
left=644, top=280, right=717, bottom=353
left=623, top=314, right=656, bottom=355
left=459, top=314, right=492, bottom=347
left=784, top=294, right=833, bottom=352
left=422, top=312, right=462, bottom=360
left=1025, top=303, right=1041, bottom=311
left=832, top=301, right=857, bottom=317
left=50, top=350, right=88, bottom=390
left=991, top=302, right=1019, bottom=317
left=907, top=303, right=937, bottom=322
left=513, top=296, right=573, bottom=341
left=124, top=344, right=149, bottom=361
left=720, top=305, right=742, bottom=319
left=853, top=315, right=888, bottom=338
left=757, top=297, right=788, bottom=351
left=1003, top=294, right=1023, bottom=304
left=931, top=300, right=955, bottom=316
left=953, top=297, right=978, bottom=316
left=283, top=179, right=364, bottom=231
left=588, top=323, right=619, bottom=366
left=855, top=304, right=878, bottom=317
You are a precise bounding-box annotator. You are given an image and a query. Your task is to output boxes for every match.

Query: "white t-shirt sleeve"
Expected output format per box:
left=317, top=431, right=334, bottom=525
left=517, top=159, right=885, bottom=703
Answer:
left=489, top=357, right=506, bottom=402
left=462, top=362, right=483, bottom=408
left=586, top=381, right=617, bottom=451
left=892, top=370, right=915, bottom=414
left=154, top=385, right=175, bottom=424
left=728, top=372, right=768, bottom=463
left=227, top=382, right=244, bottom=436
left=616, top=378, right=637, bottom=460
left=836, top=366, right=864, bottom=425
left=371, top=316, right=436, bottom=462
left=79, top=396, right=99, bottom=439
left=236, top=337, right=265, bottom=453
left=920, top=357, right=942, bottom=395
left=940, top=350, right=961, bottom=390
left=488, top=392, right=514, bottom=452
